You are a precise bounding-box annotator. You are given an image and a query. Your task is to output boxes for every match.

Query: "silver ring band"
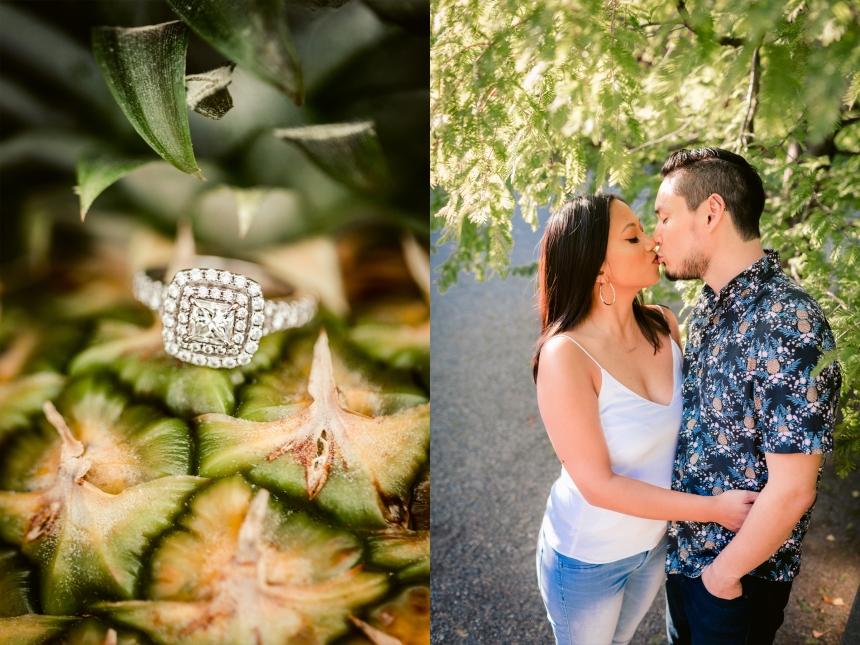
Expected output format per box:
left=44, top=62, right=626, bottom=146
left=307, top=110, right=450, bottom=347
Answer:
left=133, top=256, right=317, bottom=368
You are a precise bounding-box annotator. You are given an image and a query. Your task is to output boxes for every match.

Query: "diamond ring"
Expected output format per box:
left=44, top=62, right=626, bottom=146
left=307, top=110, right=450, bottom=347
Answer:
left=133, top=257, right=318, bottom=368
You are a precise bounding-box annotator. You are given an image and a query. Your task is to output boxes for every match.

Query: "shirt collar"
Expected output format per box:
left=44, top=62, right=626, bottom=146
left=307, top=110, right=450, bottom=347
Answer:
left=701, top=249, right=780, bottom=309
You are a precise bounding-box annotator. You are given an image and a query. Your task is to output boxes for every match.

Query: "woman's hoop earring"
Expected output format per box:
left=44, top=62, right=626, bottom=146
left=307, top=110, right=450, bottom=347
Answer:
left=599, top=282, right=616, bottom=305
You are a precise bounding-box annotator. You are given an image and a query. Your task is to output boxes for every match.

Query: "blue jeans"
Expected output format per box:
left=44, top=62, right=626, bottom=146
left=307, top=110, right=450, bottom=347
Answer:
left=665, top=572, right=793, bottom=644
left=536, top=530, right=667, bottom=645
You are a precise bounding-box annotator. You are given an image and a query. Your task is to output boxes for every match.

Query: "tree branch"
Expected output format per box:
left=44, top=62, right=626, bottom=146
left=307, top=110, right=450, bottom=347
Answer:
left=627, top=119, right=696, bottom=152
left=718, top=36, right=745, bottom=47
left=739, top=46, right=761, bottom=148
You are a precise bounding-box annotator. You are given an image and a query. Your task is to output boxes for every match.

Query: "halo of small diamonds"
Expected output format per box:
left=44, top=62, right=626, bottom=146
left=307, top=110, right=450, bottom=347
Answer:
left=158, top=269, right=265, bottom=368
left=133, top=265, right=318, bottom=369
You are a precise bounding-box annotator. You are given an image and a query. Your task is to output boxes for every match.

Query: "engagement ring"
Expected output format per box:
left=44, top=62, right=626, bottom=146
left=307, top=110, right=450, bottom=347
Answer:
left=133, top=256, right=318, bottom=368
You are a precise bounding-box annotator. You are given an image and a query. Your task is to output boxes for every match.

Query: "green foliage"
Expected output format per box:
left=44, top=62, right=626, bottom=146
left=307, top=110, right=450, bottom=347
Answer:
left=431, top=0, right=860, bottom=473
left=2, top=1, right=427, bottom=258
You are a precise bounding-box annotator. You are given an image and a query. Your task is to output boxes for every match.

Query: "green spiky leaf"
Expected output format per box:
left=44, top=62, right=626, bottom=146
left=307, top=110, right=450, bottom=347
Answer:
left=273, top=122, right=391, bottom=194
left=74, top=153, right=154, bottom=221
left=92, top=21, right=203, bottom=178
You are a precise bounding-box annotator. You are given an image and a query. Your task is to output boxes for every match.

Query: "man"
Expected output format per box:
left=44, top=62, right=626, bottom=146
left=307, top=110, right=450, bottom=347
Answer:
left=652, top=147, right=842, bottom=644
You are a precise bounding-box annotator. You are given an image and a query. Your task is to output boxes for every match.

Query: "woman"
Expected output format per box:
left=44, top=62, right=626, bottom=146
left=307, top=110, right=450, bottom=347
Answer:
left=534, top=194, right=758, bottom=645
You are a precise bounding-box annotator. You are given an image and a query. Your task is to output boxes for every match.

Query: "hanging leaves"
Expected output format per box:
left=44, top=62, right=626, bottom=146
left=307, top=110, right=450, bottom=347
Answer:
left=165, top=0, right=304, bottom=105
left=431, top=0, right=860, bottom=473
left=92, top=21, right=203, bottom=179
left=273, top=121, right=391, bottom=194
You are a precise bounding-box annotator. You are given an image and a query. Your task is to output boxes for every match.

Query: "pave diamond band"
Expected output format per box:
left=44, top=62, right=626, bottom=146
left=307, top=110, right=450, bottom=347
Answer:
left=133, top=257, right=317, bottom=368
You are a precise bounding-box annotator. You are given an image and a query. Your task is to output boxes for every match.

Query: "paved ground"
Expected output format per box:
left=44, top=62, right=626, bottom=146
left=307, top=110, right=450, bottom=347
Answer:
left=431, top=217, right=556, bottom=644
left=430, top=214, right=860, bottom=644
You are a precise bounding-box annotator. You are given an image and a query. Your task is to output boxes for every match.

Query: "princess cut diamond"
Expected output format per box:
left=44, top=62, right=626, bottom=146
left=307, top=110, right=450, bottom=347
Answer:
left=183, top=297, right=241, bottom=347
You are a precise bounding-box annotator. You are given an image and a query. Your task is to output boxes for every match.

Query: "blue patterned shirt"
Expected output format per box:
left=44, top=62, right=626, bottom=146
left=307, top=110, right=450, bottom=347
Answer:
left=666, top=250, right=841, bottom=581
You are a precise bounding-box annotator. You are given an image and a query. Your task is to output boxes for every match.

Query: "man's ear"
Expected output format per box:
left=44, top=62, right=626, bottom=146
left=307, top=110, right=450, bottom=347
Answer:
left=705, top=193, right=727, bottom=228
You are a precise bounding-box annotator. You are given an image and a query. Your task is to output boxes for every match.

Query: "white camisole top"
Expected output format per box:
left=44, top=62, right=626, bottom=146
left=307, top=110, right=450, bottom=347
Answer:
left=541, top=325, right=683, bottom=563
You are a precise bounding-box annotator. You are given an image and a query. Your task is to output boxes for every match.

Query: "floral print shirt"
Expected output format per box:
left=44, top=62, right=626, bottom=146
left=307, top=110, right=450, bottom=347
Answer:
left=666, top=250, right=841, bottom=581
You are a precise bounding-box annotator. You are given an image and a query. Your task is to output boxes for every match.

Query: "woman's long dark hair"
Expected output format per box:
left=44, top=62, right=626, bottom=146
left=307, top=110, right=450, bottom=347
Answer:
left=532, top=194, right=669, bottom=382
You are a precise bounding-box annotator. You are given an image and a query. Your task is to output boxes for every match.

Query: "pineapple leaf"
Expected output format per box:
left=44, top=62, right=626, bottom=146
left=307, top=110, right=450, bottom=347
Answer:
left=350, top=586, right=430, bottom=645
left=0, top=615, right=79, bottom=645
left=348, top=320, right=429, bottom=374
left=257, top=238, right=350, bottom=317
left=0, top=550, right=38, bottom=617
left=92, top=22, right=203, bottom=179
left=59, top=616, right=148, bottom=645
left=0, top=400, right=207, bottom=615
left=95, top=476, right=387, bottom=645
left=70, top=324, right=238, bottom=417
left=230, top=186, right=268, bottom=239
left=197, top=330, right=429, bottom=529
left=273, top=122, right=391, bottom=194
left=184, top=63, right=235, bottom=120
left=0, top=373, right=65, bottom=442
left=75, top=153, right=155, bottom=222
left=367, top=530, right=429, bottom=582
left=0, top=130, right=104, bottom=173
left=0, top=475, right=207, bottom=615
left=1, top=376, right=193, bottom=495
left=165, top=0, right=304, bottom=105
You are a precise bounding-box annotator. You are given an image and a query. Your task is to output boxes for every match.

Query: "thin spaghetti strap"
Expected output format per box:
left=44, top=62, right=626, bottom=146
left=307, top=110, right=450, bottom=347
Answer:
left=556, top=334, right=604, bottom=371
left=655, top=305, right=681, bottom=351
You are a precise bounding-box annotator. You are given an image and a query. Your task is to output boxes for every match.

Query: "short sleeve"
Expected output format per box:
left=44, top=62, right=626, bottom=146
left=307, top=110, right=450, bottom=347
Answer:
left=752, top=298, right=841, bottom=455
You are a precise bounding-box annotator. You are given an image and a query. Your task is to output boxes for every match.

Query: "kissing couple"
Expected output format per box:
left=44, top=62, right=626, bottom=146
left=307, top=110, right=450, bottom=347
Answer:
left=533, top=147, right=842, bottom=644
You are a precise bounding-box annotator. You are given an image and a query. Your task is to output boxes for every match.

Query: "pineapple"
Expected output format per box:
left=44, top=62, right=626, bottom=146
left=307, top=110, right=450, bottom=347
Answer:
left=0, top=266, right=430, bottom=642
left=0, top=0, right=429, bottom=642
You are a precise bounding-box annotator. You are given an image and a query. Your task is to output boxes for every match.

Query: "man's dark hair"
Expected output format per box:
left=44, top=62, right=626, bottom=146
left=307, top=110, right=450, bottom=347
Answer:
left=660, top=147, right=765, bottom=241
